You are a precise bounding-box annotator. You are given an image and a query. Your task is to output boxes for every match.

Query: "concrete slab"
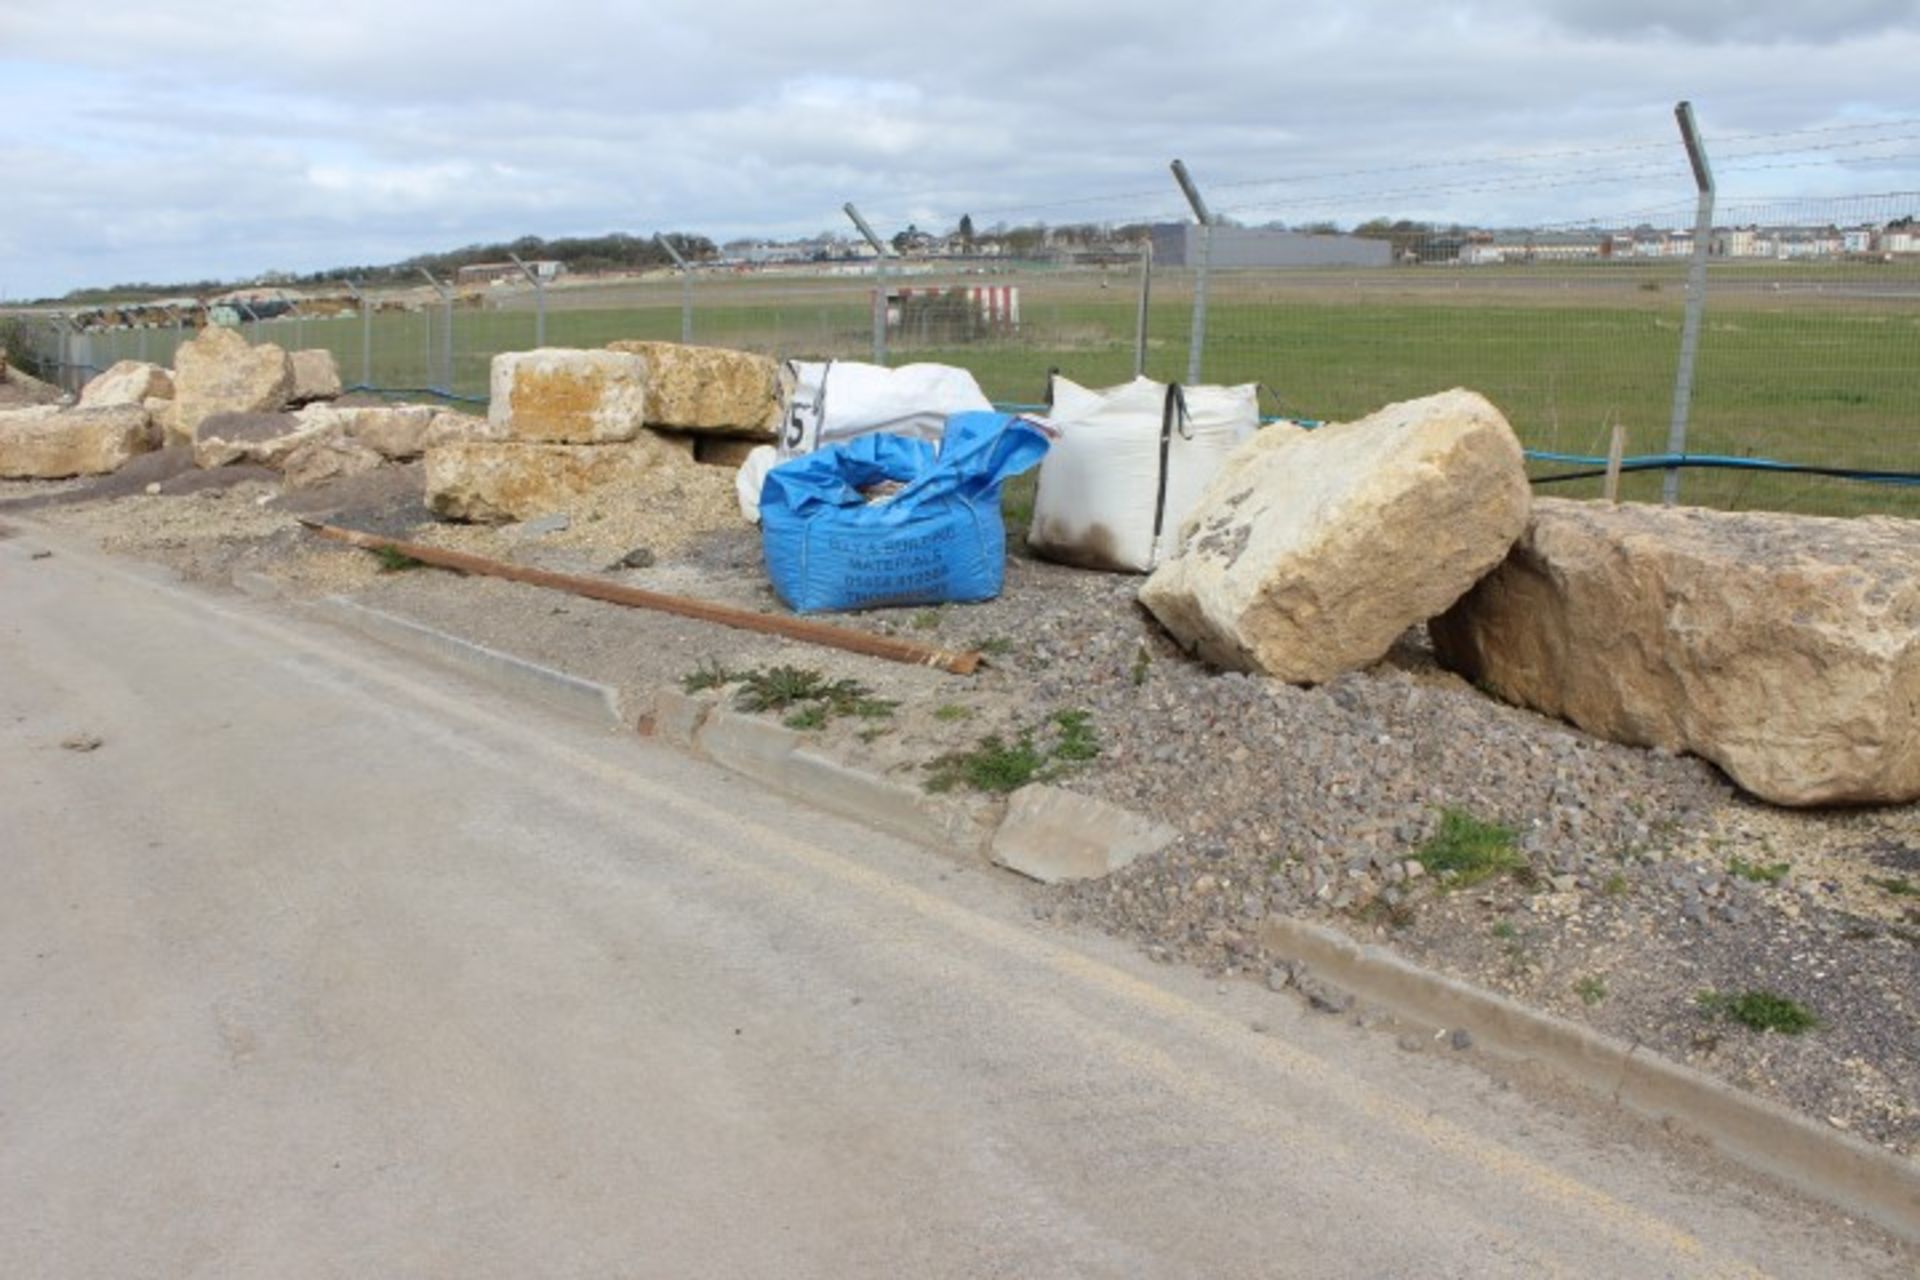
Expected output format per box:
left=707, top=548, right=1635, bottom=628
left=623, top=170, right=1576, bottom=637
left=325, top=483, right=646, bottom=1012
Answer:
left=989, top=784, right=1178, bottom=884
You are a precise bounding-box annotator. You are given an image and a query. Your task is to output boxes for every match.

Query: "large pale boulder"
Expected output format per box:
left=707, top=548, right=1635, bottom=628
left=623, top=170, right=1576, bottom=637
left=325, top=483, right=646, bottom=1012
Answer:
left=606, top=340, right=780, bottom=438
left=340, top=404, right=438, bottom=459
left=1431, top=499, right=1920, bottom=807
left=1139, top=389, right=1531, bottom=683
left=78, top=360, right=173, bottom=409
left=0, top=405, right=154, bottom=478
left=425, top=437, right=686, bottom=523
left=193, top=410, right=338, bottom=469
left=281, top=436, right=383, bottom=491
left=422, top=410, right=509, bottom=450
left=288, top=349, right=343, bottom=404
left=487, top=348, right=649, bottom=444
left=169, top=325, right=294, bottom=445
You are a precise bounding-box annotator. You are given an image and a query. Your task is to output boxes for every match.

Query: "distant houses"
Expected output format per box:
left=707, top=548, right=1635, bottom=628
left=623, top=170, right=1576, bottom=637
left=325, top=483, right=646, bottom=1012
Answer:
left=1453, top=221, right=1913, bottom=265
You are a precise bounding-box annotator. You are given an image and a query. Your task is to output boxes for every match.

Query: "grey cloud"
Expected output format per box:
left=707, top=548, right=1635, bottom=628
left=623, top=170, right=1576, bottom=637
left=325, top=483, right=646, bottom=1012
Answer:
left=1532, top=0, right=1920, bottom=43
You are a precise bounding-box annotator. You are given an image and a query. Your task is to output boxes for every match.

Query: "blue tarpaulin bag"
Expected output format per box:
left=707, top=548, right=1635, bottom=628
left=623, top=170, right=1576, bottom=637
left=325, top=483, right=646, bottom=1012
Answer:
left=759, top=411, right=1050, bottom=614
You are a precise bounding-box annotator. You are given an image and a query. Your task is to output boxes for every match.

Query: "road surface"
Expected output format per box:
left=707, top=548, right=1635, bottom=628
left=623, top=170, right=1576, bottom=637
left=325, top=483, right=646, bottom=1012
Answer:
left=1, top=527, right=1910, bottom=1278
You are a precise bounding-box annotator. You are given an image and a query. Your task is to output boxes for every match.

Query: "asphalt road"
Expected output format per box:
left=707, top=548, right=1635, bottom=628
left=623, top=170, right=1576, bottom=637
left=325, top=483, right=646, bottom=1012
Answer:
left=1, top=528, right=1911, bottom=1279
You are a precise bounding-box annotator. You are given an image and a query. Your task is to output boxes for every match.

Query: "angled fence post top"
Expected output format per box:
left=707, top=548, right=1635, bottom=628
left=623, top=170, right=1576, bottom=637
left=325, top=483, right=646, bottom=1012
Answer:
left=844, top=202, right=894, bottom=366
left=1171, top=158, right=1215, bottom=387
left=1663, top=98, right=1716, bottom=507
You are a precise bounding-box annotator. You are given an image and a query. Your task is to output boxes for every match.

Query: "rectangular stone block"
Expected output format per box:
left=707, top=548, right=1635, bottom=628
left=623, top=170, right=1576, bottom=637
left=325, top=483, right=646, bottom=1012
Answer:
left=606, top=340, right=780, bottom=439
left=489, top=348, right=650, bottom=444
left=424, top=437, right=687, bottom=523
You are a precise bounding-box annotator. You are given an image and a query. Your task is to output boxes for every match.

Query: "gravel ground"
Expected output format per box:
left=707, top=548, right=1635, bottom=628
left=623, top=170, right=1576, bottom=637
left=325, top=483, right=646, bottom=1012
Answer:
left=7, top=457, right=1916, bottom=1159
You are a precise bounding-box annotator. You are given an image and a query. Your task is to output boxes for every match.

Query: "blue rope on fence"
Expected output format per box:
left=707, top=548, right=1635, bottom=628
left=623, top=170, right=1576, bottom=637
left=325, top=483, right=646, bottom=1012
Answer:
left=986, top=404, right=1920, bottom=489
left=343, top=383, right=489, bottom=407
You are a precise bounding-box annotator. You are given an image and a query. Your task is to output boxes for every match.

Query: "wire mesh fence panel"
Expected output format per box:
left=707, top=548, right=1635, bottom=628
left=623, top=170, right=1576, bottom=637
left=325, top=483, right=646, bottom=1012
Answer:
left=1671, top=192, right=1920, bottom=518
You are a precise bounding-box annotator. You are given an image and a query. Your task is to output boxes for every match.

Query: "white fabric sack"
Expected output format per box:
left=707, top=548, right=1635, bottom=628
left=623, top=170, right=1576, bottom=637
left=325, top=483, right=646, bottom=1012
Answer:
left=778, top=359, right=992, bottom=458
left=735, top=444, right=778, bottom=523
left=1028, top=375, right=1258, bottom=572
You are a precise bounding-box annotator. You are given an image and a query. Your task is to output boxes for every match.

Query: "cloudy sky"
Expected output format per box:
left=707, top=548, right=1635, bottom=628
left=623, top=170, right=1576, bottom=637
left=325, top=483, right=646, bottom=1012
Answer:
left=4, top=0, right=1920, bottom=299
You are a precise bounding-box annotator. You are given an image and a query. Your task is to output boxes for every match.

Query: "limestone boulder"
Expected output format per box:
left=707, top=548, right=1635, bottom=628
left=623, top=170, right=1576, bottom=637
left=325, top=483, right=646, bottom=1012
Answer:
left=288, top=349, right=343, bottom=404
left=169, top=325, right=294, bottom=445
left=1431, top=499, right=1920, bottom=807
left=606, top=340, right=780, bottom=438
left=422, top=410, right=509, bottom=450
left=78, top=360, right=173, bottom=409
left=1139, top=389, right=1531, bottom=684
left=192, top=410, right=334, bottom=469
left=425, top=437, right=686, bottom=523
left=0, top=405, right=154, bottom=478
left=281, top=436, right=384, bottom=491
left=340, top=404, right=439, bottom=459
left=487, top=348, right=649, bottom=444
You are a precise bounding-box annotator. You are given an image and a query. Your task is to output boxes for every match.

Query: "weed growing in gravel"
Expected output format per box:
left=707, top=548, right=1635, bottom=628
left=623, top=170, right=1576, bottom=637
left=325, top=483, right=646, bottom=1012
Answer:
left=927, top=733, right=1049, bottom=794
left=924, top=709, right=1101, bottom=794
left=1696, top=988, right=1819, bottom=1035
left=1130, top=644, right=1152, bottom=686
left=1602, top=872, right=1630, bottom=897
left=1051, top=709, right=1099, bottom=762
left=1728, top=856, right=1791, bottom=885
left=972, top=635, right=1014, bottom=659
left=910, top=608, right=944, bottom=631
left=372, top=546, right=426, bottom=573
left=1417, top=809, right=1523, bottom=890
left=1574, top=975, right=1609, bottom=1006
left=932, top=703, right=973, bottom=722
left=729, top=665, right=897, bottom=728
left=681, top=659, right=735, bottom=694
left=1869, top=875, right=1918, bottom=897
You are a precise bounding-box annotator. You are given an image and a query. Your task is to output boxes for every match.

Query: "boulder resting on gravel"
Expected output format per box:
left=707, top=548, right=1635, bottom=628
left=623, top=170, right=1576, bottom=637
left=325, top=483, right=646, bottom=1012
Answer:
left=192, top=410, right=326, bottom=469
left=0, top=404, right=155, bottom=478
left=78, top=360, right=174, bottom=410
left=1431, top=498, right=1920, bottom=807
left=424, top=436, right=689, bottom=523
left=288, top=349, right=343, bottom=405
left=281, top=436, right=384, bottom=491
left=605, top=340, right=781, bottom=438
left=1139, top=388, right=1531, bottom=684
left=488, top=348, right=650, bottom=444
left=169, top=325, right=294, bottom=446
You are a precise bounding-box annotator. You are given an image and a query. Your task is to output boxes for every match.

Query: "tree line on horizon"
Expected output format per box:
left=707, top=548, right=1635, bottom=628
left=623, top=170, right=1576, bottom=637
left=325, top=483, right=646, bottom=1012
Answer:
left=37, top=216, right=1472, bottom=306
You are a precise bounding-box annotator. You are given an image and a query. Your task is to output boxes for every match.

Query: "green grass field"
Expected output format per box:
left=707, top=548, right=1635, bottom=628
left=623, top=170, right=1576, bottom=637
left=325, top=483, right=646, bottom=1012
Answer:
left=84, top=262, right=1920, bottom=518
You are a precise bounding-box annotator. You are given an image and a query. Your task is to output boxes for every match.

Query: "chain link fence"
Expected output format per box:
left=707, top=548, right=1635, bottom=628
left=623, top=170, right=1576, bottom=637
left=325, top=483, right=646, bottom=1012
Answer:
left=11, top=149, right=1918, bottom=520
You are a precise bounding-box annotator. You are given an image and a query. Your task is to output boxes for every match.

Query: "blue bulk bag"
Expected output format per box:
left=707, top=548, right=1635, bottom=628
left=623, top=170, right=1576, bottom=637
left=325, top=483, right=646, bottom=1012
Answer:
left=759, top=411, right=1050, bottom=614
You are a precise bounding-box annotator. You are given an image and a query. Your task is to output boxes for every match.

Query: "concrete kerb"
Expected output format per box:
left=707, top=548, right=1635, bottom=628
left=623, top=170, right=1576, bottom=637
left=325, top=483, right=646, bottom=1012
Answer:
left=649, top=691, right=1004, bottom=857
left=308, top=596, right=632, bottom=731
left=1260, top=915, right=1920, bottom=1245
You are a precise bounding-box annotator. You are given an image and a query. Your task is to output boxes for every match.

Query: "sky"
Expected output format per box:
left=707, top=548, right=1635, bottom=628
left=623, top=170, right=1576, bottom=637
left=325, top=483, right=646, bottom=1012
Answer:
left=3, top=0, right=1920, bottom=299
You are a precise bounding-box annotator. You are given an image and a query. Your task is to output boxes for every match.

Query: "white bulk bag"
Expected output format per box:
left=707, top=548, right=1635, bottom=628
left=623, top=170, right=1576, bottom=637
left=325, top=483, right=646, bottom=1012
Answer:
left=735, top=444, right=778, bottom=522
left=778, top=359, right=993, bottom=457
left=1028, top=375, right=1258, bottom=572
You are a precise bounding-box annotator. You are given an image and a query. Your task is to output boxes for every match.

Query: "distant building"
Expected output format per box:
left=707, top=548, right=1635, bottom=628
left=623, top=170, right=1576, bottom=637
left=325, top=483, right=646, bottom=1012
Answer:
left=1149, top=224, right=1391, bottom=269
left=455, top=260, right=565, bottom=286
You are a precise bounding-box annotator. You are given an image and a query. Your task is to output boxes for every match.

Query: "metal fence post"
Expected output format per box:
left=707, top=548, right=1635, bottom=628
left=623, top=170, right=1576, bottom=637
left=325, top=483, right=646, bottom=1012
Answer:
left=419, top=268, right=453, bottom=394
left=1171, top=159, right=1214, bottom=385
left=654, top=235, right=693, bottom=343
left=345, top=279, right=371, bottom=387
left=508, top=253, right=547, bottom=346
left=1133, top=241, right=1153, bottom=378
left=1664, top=100, right=1716, bottom=506
left=844, top=203, right=893, bottom=365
